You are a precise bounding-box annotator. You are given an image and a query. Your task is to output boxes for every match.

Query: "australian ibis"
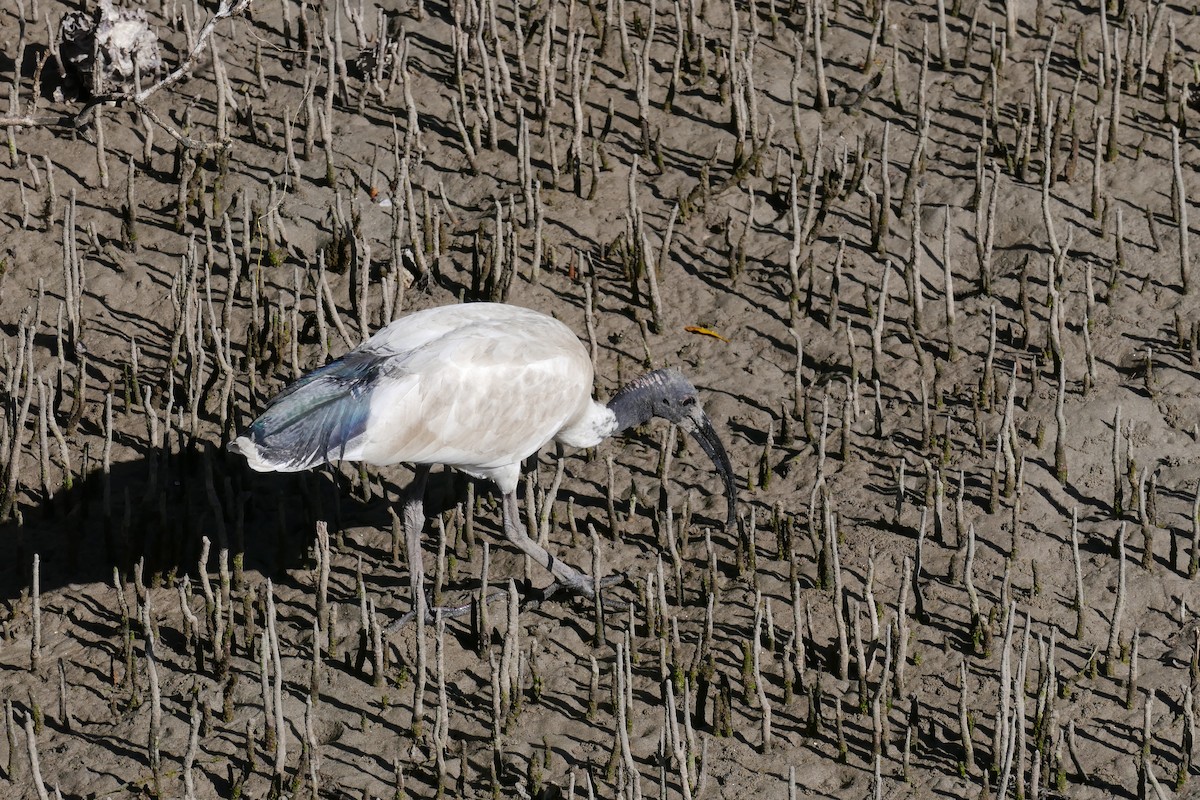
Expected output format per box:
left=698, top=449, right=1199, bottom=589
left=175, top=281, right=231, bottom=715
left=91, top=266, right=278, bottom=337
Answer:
left=230, top=302, right=736, bottom=611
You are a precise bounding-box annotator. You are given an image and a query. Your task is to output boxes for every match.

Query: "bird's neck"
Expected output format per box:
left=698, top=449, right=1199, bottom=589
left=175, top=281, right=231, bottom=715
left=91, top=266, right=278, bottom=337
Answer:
left=606, top=379, right=655, bottom=434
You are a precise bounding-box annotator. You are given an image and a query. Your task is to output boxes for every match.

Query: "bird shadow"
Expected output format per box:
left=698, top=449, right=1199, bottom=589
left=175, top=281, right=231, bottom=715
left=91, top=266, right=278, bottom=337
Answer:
left=0, top=435, right=645, bottom=614
left=0, top=438, right=475, bottom=604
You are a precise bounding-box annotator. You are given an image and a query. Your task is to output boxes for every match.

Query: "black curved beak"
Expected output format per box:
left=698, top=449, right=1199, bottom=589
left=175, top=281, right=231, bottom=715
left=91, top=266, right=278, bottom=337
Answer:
left=681, top=406, right=738, bottom=530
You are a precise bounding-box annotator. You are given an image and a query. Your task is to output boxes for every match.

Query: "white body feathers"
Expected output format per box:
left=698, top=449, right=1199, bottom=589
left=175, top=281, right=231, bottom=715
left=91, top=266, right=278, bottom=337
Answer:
left=232, top=303, right=617, bottom=493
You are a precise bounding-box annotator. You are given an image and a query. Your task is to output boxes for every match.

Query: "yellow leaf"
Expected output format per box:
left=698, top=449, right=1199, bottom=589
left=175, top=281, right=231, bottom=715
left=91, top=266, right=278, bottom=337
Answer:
left=684, top=325, right=729, bottom=343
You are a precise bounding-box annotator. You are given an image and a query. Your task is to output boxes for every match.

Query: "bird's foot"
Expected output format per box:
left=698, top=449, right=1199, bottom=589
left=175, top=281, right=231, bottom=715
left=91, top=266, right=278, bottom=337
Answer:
left=385, top=588, right=510, bottom=634
left=537, top=571, right=628, bottom=608
left=386, top=600, right=468, bottom=633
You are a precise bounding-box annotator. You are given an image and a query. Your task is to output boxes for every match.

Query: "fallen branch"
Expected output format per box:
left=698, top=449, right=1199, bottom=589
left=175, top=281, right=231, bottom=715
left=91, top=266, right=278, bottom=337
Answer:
left=1, top=0, right=253, bottom=152
left=103, top=0, right=254, bottom=109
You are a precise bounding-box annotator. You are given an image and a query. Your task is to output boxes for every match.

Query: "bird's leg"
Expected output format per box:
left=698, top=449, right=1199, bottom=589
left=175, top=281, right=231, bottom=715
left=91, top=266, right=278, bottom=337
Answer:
left=389, top=488, right=616, bottom=632
left=403, top=465, right=432, bottom=614
left=501, top=491, right=598, bottom=597
left=389, top=465, right=496, bottom=631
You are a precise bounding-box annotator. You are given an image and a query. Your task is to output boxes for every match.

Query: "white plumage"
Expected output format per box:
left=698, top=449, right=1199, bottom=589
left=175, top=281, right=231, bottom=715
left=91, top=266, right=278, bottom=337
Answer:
left=231, top=301, right=736, bottom=614
left=235, top=304, right=616, bottom=491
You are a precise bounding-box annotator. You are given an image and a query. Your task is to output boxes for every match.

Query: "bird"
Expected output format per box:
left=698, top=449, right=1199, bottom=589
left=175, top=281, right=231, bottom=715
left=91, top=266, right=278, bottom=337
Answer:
left=230, top=301, right=737, bottom=614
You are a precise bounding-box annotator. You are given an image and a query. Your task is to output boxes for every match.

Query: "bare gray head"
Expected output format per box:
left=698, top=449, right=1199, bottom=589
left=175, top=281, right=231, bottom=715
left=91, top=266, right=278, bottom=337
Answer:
left=608, top=369, right=737, bottom=529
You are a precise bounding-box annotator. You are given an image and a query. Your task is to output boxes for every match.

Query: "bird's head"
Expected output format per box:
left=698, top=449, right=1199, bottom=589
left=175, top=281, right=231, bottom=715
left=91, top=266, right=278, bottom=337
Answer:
left=609, top=369, right=738, bottom=530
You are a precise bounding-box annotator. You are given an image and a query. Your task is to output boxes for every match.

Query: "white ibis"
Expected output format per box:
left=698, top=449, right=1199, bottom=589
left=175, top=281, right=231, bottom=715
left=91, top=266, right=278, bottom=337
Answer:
left=230, top=302, right=736, bottom=610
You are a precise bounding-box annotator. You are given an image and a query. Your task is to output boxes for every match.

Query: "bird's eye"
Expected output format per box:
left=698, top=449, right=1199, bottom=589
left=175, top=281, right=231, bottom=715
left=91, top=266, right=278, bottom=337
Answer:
left=681, top=396, right=696, bottom=407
